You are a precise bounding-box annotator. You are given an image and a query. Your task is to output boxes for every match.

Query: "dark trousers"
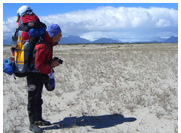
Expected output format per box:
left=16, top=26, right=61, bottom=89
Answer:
left=27, top=72, right=49, bottom=124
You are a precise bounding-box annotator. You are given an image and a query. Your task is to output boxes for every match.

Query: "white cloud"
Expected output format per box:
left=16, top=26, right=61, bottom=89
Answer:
left=156, top=19, right=171, bottom=27
left=3, top=6, right=178, bottom=42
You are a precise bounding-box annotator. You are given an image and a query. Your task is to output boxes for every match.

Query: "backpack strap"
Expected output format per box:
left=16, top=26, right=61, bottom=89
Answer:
left=37, top=39, right=49, bottom=53
left=12, top=28, right=19, bottom=42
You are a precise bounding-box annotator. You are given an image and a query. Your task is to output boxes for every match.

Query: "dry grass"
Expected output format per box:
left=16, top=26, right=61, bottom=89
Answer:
left=3, top=43, right=178, bottom=133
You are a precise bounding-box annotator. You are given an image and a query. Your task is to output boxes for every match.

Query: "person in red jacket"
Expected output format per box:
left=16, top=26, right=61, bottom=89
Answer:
left=27, top=24, right=62, bottom=133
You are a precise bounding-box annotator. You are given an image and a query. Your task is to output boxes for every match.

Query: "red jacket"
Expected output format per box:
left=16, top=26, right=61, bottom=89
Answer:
left=35, top=32, right=58, bottom=74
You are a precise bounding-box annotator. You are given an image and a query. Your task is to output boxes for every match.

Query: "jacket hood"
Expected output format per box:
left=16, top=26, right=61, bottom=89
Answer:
left=44, top=31, right=56, bottom=46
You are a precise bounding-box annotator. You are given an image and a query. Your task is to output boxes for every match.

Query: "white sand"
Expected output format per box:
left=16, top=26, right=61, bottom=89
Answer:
left=3, top=43, right=178, bottom=133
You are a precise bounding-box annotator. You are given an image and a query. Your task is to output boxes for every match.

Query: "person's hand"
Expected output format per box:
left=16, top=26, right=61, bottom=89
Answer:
left=51, top=60, right=60, bottom=67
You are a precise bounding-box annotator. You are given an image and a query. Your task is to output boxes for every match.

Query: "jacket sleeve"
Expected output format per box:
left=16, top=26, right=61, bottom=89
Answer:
left=35, top=44, right=52, bottom=74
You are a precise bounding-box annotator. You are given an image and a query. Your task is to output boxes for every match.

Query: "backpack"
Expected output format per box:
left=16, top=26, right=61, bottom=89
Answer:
left=13, top=35, right=51, bottom=77
left=12, top=12, right=46, bottom=42
left=11, top=12, right=47, bottom=77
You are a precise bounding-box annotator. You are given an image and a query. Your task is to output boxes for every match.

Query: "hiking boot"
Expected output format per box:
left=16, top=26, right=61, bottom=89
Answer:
left=35, top=119, right=52, bottom=126
left=29, top=124, right=42, bottom=133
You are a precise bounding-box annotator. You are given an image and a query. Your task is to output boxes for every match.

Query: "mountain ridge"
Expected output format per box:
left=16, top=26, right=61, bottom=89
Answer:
left=3, top=35, right=178, bottom=45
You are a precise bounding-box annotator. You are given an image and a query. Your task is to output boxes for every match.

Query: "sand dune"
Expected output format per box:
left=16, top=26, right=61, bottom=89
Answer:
left=3, top=43, right=178, bottom=133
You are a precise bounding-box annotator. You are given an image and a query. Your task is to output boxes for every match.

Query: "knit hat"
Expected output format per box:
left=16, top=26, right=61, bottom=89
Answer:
left=47, top=24, right=62, bottom=37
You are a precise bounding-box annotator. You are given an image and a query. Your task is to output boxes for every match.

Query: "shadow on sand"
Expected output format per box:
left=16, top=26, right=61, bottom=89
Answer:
left=42, top=114, right=136, bottom=131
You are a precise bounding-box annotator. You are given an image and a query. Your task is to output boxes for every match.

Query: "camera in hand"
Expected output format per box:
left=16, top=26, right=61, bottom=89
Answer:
left=52, top=57, right=63, bottom=64
left=58, top=59, right=63, bottom=64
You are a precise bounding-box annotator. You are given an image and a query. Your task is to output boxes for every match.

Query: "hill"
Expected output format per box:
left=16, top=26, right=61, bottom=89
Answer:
left=3, top=35, right=178, bottom=45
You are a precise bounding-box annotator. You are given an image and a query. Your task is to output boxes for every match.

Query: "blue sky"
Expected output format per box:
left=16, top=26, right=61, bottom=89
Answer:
left=3, top=3, right=178, bottom=21
left=3, top=3, right=178, bottom=43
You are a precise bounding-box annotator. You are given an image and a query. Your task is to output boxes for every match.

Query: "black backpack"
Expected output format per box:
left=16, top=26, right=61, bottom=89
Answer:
left=13, top=37, right=50, bottom=77
left=11, top=12, right=47, bottom=77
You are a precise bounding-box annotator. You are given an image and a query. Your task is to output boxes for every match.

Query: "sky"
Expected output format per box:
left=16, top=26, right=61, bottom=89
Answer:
left=3, top=3, right=178, bottom=21
left=3, top=3, right=178, bottom=43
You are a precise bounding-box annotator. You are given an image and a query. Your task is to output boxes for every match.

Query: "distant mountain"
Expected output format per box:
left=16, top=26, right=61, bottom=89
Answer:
left=60, top=36, right=119, bottom=44
left=60, top=35, right=90, bottom=44
left=92, top=38, right=119, bottom=43
left=146, top=36, right=178, bottom=43
left=163, top=36, right=178, bottom=43
left=3, top=35, right=178, bottom=45
left=60, top=36, right=177, bottom=44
